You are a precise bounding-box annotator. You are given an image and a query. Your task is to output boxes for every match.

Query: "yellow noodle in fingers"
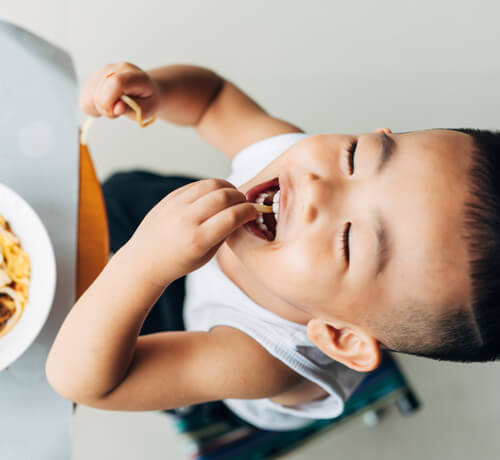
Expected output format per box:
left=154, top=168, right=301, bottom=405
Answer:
left=80, top=95, right=157, bottom=146
left=253, top=203, right=274, bottom=213
left=120, top=94, right=157, bottom=127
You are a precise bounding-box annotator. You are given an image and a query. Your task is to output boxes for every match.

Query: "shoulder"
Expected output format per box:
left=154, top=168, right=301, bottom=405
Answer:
left=206, top=325, right=305, bottom=399
left=207, top=326, right=328, bottom=406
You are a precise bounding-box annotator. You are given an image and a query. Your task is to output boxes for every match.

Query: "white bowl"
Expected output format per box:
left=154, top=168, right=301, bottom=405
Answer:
left=0, top=182, right=56, bottom=370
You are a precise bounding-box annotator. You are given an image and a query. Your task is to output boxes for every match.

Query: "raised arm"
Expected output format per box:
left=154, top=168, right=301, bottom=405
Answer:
left=147, top=64, right=302, bottom=157
left=81, top=62, right=301, bottom=159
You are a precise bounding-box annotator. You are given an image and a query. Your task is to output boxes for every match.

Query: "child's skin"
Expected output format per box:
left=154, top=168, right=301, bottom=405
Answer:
left=46, top=62, right=473, bottom=411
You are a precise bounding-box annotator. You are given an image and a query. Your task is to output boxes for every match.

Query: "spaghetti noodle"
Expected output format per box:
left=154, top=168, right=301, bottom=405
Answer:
left=0, top=214, right=30, bottom=338
left=253, top=203, right=273, bottom=213
left=80, top=94, right=156, bottom=146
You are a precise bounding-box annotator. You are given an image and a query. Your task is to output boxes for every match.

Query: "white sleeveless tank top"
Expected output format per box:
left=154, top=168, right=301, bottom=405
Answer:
left=183, top=133, right=365, bottom=430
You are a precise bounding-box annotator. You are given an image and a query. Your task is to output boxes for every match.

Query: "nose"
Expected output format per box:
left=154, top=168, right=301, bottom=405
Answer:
left=301, top=171, right=345, bottom=225
left=302, top=173, right=321, bottom=223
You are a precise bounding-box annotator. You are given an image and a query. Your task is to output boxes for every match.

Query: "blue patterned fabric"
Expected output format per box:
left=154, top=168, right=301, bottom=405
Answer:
left=171, top=353, right=418, bottom=460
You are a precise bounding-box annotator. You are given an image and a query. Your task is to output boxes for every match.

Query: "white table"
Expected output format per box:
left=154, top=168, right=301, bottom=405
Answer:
left=0, top=21, right=78, bottom=460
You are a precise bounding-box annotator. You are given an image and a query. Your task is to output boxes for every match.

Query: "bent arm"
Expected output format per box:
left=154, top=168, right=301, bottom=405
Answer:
left=68, top=327, right=301, bottom=411
left=146, top=65, right=302, bottom=158
left=45, top=242, right=301, bottom=409
left=46, top=244, right=165, bottom=400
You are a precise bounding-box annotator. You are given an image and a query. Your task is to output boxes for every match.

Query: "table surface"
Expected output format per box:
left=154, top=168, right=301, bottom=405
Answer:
left=0, top=21, right=79, bottom=460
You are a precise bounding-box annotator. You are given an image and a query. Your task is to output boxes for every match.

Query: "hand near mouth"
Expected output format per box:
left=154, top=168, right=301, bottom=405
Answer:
left=124, top=178, right=257, bottom=287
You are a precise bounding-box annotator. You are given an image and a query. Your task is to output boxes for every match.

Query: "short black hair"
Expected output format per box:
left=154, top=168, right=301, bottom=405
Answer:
left=384, top=128, right=500, bottom=362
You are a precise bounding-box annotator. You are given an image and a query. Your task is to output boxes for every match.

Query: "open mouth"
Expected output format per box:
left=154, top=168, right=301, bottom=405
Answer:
left=245, top=178, right=280, bottom=241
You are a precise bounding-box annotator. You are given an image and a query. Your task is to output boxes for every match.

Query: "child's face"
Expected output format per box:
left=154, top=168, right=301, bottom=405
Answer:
left=226, top=130, right=475, bottom=336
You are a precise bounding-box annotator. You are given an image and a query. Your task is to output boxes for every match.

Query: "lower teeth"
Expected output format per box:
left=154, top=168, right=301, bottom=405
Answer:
left=258, top=221, right=268, bottom=232
left=256, top=213, right=276, bottom=240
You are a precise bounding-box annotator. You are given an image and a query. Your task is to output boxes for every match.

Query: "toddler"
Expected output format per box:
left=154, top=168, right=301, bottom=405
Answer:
left=46, top=63, right=500, bottom=430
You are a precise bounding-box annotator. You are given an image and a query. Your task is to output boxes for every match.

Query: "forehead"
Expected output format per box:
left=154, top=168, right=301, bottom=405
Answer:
left=381, top=130, right=474, bottom=308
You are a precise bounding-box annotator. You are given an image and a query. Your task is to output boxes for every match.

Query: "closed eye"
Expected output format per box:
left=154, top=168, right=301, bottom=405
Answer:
left=347, top=141, right=357, bottom=175
left=342, top=222, right=351, bottom=264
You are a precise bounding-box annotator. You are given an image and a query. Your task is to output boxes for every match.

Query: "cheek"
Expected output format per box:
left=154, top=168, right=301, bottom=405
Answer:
left=258, top=239, right=338, bottom=307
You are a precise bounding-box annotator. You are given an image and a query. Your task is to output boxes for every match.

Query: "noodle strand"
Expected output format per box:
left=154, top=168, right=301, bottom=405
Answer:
left=80, top=95, right=156, bottom=146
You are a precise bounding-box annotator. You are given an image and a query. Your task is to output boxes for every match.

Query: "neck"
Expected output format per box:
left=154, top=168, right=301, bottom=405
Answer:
left=216, top=243, right=312, bottom=325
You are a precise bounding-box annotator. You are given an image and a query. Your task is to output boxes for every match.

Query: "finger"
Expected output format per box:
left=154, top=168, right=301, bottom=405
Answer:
left=181, top=179, right=237, bottom=204
left=93, top=75, right=114, bottom=117
left=94, top=71, right=150, bottom=118
left=158, top=179, right=238, bottom=208
left=113, top=70, right=155, bottom=99
left=79, top=64, right=118, bottom=117
left=113, top=100, right=130, bottom=116
left=112, top=74, right=159, bottom=120
left=80, top=94, right=101, bottom=117
left=161, top=180, right=204, bottom=203
left=189, top=187, right=249, bottom=224
left=199, top=202, right=257, bottom=247
left=94, top=73, right=124, bottom=117
left=122, top=93, right=159, bottom=123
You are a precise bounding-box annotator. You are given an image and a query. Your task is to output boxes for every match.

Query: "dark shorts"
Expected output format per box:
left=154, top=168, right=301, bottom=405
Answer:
left=102, top=170, right=199, bottom=335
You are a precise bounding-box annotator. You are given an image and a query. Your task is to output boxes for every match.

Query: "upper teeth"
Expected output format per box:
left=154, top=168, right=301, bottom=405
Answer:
left=272, top=190, right=280, bottom=213
left=256, top=193, right=266, bottom=204
left=255, top=190, right=280, bottom=236
left=256, top=191, right=280, bottom=218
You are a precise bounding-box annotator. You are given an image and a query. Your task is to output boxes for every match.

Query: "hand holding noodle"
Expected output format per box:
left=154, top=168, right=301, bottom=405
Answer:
left=80, top=62, right=160, bottom=124
left=124, top=179, right=257, bottom=288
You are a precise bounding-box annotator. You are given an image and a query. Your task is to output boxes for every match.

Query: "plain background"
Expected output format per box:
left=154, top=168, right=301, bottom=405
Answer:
left=2, top=1, right=499, bottom=459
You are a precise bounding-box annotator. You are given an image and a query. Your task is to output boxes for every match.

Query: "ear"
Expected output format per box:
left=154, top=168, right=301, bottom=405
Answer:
left=306, top=319, right=381, bottom=372
left=373, top=128, right=392, bottom=134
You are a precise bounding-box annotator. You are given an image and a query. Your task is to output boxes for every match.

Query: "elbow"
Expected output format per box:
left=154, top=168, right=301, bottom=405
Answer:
left=194, top=77, right=225, bottom=127
left=45, top=355, right=102, bottom=405
left=45, top=356, right=78, bottom=401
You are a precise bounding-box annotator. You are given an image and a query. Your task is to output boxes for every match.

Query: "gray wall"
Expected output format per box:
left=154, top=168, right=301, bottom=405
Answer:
left=2, top=0, right=499, bottom=182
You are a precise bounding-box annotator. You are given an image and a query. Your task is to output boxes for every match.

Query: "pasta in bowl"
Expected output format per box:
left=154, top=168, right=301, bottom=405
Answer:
left=0, top=213, right=31, bottom=337
left=0, top=183, right=56, bottom=370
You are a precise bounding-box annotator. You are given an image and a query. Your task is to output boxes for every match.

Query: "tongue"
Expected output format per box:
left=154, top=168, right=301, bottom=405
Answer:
left=263, top=212, right=276, bottom=237
left=263, top=187, right=279, bottom=205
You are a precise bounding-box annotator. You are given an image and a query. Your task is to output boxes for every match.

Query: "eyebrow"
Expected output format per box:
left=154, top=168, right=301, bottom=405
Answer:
left=373, top=133, right=396, bottom=276
left=375, top=211, right=391, bottom=277
left=377, top=132, right=396, bottom=173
